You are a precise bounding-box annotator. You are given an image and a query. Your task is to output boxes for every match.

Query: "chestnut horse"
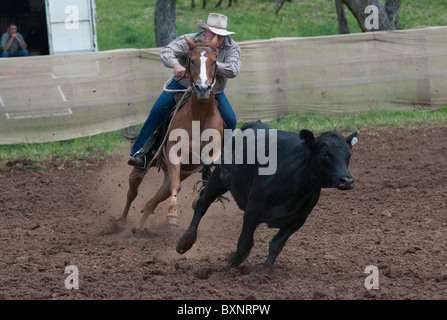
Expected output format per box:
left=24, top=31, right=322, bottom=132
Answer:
left=120, top=35, right=224, bottom=229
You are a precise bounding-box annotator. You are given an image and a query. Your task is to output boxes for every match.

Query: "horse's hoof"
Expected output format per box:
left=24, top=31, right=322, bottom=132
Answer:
left=100, top=218, right=125, bottom=235
left=114, top=219, right=126, bottom=231
left=116, top=217, right=126, bottom=224
left=166, top=216, right=179, bottom=227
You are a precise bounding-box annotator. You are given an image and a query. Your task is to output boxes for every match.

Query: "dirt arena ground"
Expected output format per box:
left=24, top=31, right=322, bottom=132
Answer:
left=1, top=123, right=446, bottom=300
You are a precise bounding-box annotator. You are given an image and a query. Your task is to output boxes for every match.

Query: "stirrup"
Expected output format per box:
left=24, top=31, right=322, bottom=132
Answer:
left=128, top=155, right=147, bottom=170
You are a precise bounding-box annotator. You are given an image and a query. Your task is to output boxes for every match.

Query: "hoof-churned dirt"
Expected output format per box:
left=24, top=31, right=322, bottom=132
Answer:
left=1, top=124, right=446, bottom=300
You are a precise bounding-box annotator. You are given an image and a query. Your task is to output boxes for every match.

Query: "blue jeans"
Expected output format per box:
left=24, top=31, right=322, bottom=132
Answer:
left=131, top=79, right=237, bottom=156
left=1, top=50, right=29, bottom=58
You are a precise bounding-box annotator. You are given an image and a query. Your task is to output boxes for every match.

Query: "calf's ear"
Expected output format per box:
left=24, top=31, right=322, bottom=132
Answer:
left=299, top=129, right=315, bottom=148
left=345, top=131, right=358, bottom=148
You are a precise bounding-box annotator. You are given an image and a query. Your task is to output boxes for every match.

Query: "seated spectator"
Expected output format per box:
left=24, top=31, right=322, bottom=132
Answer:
left=1, top=23, right=29, bottom=58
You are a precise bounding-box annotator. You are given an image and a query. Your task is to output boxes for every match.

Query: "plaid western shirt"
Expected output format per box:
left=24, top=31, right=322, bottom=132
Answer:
left=159, top=32, right=241, bottom=94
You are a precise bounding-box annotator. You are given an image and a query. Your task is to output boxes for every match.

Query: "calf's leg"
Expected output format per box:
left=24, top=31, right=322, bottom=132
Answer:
left=262, top=216, right=308, bottom=273
left=177, top=171, right=228, bottom=254
left=227, top=207, right=259, bottom=267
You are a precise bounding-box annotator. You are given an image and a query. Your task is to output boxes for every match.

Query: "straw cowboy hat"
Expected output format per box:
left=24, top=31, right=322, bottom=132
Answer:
left=196, top=13, right=236, bottom=36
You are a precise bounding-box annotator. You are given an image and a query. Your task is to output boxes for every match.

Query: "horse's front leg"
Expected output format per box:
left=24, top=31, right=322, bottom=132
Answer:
left=166, top=162, right=182, bottom=226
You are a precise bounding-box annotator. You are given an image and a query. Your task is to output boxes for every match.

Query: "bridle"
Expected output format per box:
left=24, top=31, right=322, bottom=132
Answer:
left=185, top=45, right=218, bottom=90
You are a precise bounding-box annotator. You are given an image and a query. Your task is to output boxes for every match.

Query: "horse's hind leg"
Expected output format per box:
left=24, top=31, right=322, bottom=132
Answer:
left=120, top=168, right=145, bottom=223
left=134, top=167, right=170, bottom=230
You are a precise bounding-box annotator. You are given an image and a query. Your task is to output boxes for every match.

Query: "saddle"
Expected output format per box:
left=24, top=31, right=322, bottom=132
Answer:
left=139, top=92, right=226, bottom=170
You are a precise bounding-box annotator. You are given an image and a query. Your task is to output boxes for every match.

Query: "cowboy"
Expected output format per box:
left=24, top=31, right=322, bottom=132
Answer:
left=128, top=13, right=241, bottom=169
left=1, top=23, right=29, bottom=58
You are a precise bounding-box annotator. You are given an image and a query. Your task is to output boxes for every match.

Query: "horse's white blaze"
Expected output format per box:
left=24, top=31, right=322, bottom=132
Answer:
left=199, top=51, right=208, bottom=88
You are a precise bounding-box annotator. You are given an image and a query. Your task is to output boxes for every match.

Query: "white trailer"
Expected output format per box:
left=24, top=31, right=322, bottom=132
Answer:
left=0, top=0, right=98, bottom=55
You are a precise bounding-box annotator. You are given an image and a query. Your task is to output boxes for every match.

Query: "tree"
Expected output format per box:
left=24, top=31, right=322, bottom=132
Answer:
left=155, top=0, right=178, bottom=47
left=335, top=0, right=350, bottom=34
left=191, top=0, right=236, bottom=8
left=275, top=0, right=291, bottom=14
left=275, top=0, right=401, bottom=33
left=338, top=0, right=401, bottom=32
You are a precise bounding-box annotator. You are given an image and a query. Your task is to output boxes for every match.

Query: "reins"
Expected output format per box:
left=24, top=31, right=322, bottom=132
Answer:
left=163, top=74, right=189, bottom=92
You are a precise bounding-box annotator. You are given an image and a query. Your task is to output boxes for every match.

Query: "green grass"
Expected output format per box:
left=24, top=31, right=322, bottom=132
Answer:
left=263, top=107, right=447, bottom=133
left=0, top=131, right=127, bottom=168
left=96, top=0, right=447, bottom=50
left=2, top=0, right=447, bottom=165
left=96, top=0, right=155, bottom=50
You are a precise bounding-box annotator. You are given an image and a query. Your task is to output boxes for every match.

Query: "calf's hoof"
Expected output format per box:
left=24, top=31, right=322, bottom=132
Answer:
left=176, top=228, right=197, bottom=254
left=227, top=251, right=249, bottom=267
left=260, top=264, right=274, bottom=275
left=166, top=215, right=179, bottom=227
